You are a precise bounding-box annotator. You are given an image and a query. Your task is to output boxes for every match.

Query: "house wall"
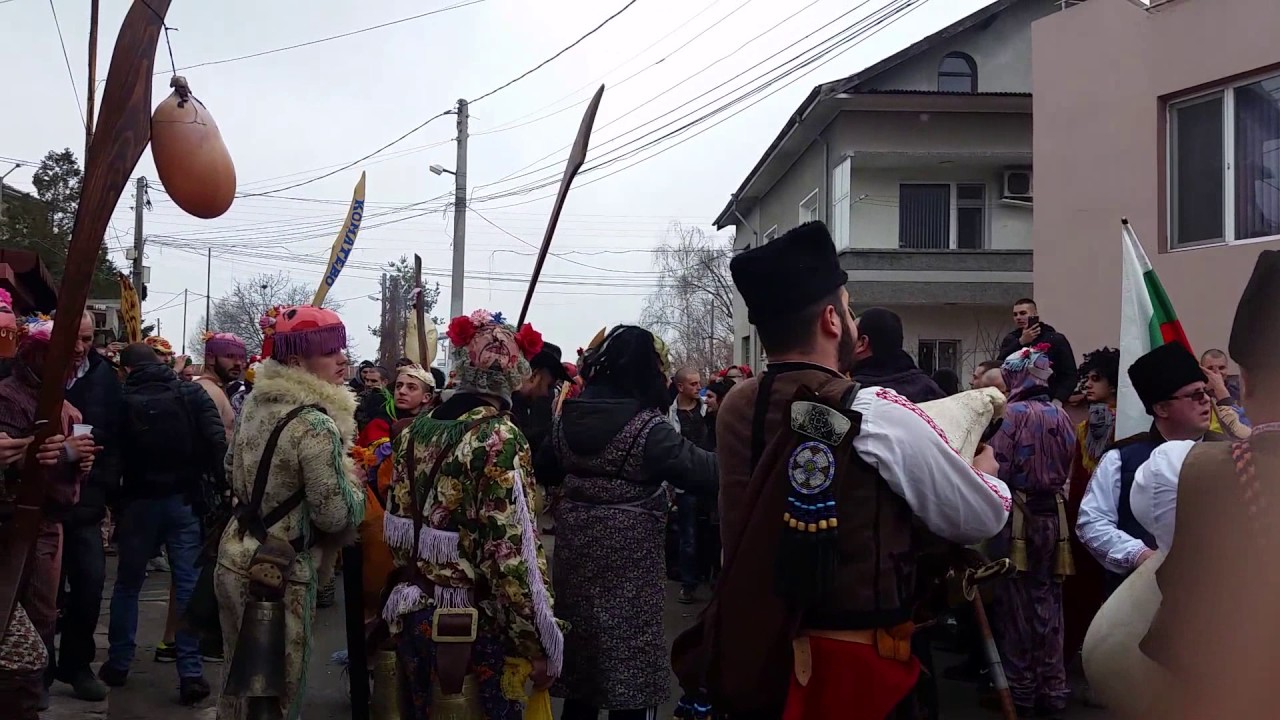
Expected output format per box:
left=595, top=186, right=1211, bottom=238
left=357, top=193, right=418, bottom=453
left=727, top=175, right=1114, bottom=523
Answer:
left=1033, top=0, right=1280, bottom=362
left=826, top=111, right=1031, bottom=156
left=848, top=166, right=1033, bottom=250
left=752, top=111, right=1032, bottom=243
left=861, top=0, right=1057, bottom=94
left=754, top=141, right=827, bottom=239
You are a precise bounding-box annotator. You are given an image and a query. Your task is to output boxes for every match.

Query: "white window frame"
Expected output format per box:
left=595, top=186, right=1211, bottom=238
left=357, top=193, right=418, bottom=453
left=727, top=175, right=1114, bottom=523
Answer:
left=1166, top=69, right=1280, bottom=252
left=799, top=188, right=820, bottom=224
left=831, top=157, right=852, bottom=250
left=763, top=225, right=778, bottom=242
left=898, top=181, right=989, bottom=249
left=917, top=338, right=963, bottom=375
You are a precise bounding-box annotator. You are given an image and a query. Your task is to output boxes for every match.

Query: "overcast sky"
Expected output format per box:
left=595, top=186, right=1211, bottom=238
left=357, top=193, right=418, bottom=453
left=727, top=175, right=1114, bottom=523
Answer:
left=1, top=0, right=992, bottom=359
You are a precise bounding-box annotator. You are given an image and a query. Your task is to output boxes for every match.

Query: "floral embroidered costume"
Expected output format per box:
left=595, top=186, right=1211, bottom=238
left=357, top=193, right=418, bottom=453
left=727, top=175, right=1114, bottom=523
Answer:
left=214, top=306, right=365, bottom=720
left=384, top=310, right=563, bottom=719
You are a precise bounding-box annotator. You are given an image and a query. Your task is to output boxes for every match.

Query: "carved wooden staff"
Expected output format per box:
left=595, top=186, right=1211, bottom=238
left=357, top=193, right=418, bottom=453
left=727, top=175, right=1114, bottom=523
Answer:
left=0, top=0, right=171, bottom=635
left=414, top=254, right=429, bottom=368
left=516, top=85, right=605, bottom=328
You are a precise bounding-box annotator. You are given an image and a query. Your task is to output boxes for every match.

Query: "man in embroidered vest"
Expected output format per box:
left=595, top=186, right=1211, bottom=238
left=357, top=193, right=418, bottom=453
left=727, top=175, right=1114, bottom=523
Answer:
left=1076, top=341, right=1221, bottom=594
left=671, top=221, right=1011, bottom=720
left=1133, top=250, right=1280, bottom=718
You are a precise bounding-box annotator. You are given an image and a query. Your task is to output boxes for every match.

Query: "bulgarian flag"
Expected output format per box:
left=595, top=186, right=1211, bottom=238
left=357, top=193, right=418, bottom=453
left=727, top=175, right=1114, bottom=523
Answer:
left=1116, top=219, right=1193, bottom=438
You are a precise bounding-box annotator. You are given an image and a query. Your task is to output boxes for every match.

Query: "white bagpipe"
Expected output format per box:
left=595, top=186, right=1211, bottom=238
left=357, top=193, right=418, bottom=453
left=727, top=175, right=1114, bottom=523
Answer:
left=917, top=387, right=1009, bottom=460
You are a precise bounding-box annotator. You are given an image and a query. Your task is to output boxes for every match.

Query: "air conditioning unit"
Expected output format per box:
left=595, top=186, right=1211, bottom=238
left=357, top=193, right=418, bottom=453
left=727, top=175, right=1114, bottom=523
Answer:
left=1003, top=169, right=1033, bottom=199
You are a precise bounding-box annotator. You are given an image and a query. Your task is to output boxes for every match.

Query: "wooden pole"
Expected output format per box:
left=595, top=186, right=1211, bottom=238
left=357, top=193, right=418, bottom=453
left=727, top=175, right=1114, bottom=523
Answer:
left=85, top=0, right=99, bottom=159
left=414, top=255, right=428, bottom=368
left=0, top=0, right=171, bottom=635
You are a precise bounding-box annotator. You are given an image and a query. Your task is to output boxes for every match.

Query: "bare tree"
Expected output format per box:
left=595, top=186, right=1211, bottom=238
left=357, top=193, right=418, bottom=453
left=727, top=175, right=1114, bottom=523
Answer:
left=640, top=222, right=735, bottom=377
left=189, top=271, right=344, bottom=357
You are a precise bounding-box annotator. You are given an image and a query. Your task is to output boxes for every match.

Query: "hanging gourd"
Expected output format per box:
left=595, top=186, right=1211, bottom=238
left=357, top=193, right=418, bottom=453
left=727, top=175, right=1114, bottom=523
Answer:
left=150, top=75, right=236, bottom=218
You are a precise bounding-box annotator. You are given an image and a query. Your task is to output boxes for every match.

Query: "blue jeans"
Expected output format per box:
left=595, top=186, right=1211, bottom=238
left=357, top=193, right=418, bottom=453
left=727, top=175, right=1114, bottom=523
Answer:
left=107, top=495, right=203, bottom=679
left=676, top=493, right=700, bottom=592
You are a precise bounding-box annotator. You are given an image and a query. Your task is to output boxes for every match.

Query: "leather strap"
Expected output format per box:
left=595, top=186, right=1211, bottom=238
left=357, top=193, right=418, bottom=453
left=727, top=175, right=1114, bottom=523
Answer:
left=749, top=372, right=777, bottom=470
left=238, top=404, right=326, bottom=549
left=399, top=414, right=502, bottom=692
left=434, top=611, right=479, bottom=695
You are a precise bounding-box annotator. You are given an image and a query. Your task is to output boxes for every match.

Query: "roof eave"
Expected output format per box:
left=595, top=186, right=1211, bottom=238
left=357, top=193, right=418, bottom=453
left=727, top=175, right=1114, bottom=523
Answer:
left=713, top=83, right=836, bottom=230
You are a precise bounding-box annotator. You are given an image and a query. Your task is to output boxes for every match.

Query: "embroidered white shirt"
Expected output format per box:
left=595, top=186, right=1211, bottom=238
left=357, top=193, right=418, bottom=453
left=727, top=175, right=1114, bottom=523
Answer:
left=1131, top=440, right=1196, bottom=553
left=849, top=386, right=1011, bottom=545
left=1077, top=449, right=1150, bottom=575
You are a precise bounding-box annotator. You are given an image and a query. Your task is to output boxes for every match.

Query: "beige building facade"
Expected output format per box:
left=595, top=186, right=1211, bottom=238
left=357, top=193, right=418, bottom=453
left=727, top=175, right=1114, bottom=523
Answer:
left=1033, top=0, right=1280, bottom=363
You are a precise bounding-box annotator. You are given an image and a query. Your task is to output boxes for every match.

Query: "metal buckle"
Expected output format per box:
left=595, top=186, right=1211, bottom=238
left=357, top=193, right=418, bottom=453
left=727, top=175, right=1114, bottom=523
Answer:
left=431, top=607, right=478, bottom=643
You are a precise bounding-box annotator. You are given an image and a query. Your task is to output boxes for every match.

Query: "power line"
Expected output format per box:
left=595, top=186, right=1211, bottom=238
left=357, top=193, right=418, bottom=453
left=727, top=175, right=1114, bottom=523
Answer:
left=162, top=0, right=490, bottom=75
left=469, top=0, right=641, bottom=106
left=471, top=0, right=752, bottom=137
left=235, top=113, right=453, bottom=197
left=473, top=0, right=841, bottom=192
left=47, top=0, right=86, bottom=130
left=468, top=206, right=666, bottom=275
left=471, top=0, right=927, bottom=208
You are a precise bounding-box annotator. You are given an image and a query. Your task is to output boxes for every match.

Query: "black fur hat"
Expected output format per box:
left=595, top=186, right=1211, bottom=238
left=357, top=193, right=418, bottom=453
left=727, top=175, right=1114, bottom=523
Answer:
left=729, top=221, right=848, bottom=324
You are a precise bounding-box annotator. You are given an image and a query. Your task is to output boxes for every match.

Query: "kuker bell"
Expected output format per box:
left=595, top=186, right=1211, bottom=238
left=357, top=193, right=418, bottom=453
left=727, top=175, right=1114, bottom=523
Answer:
left=224, top=600, right=288, bottom=720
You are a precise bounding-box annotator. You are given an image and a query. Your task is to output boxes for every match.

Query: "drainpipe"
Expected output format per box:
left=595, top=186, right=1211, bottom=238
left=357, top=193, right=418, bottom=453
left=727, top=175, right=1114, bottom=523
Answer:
left=821, top=134, right=830, bottom=224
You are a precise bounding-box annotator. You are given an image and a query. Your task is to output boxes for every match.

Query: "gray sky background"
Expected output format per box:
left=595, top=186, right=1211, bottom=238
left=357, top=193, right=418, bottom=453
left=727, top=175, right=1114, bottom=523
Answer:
left=1, top=0, right=991, bottom=359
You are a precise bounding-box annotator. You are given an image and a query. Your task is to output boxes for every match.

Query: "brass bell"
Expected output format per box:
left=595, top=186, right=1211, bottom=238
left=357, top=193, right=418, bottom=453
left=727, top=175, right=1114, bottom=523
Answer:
left=429, top=673, right=484, bottom=720
left=370, top=650, right=401, bottom=720
left=224, top=600, right=288, bottom=720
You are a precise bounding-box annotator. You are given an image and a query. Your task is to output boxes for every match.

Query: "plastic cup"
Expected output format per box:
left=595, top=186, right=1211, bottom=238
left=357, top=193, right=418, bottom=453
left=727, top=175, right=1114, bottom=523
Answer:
left=72, top=423, right=93, bottom=437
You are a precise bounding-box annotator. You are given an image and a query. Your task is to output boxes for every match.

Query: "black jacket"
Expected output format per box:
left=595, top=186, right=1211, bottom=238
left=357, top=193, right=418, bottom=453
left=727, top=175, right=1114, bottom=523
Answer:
left=120, top=363, right=227, bottom=500
left=998, top=322, right=1079, bottom=403
left=64, top=351, right=125, bottom=525
left=852, top=350, right=947, bottom=405
left=551, top=386, right=718, bottom=495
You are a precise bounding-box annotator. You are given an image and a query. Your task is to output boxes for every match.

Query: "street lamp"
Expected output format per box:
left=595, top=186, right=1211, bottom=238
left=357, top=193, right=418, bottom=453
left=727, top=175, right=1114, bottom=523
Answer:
left=0, top=163, right=21, bottom=222
left=430, top=161, right=465, bottom=320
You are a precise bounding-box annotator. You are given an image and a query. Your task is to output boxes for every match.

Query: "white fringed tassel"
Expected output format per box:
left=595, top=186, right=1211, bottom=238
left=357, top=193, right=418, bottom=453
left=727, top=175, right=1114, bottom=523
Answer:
left=510, top=468, right=564, bottom=676
left=434, top=585, right=473, bottom=609
left=383, top=512, right=415, bottom=550
left=382, top=582, right=426, bottom=626
left=418, top=526, right=460, bottom=564
left=383, top=513, right=460, bottom=564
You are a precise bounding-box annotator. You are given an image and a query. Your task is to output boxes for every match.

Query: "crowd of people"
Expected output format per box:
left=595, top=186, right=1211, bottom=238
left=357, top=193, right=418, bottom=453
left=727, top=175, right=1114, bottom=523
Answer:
left=0, top=227, right=1273, bottom=720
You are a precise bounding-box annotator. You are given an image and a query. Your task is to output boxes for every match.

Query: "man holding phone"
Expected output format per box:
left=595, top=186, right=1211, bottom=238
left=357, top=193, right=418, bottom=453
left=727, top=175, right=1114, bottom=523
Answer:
left=999, top=298, right=1078, bottom=404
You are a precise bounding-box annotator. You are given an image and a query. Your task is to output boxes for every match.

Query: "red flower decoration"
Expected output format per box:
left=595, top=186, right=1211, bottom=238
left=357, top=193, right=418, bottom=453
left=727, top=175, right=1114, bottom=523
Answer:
left=1032, top=342, right=1052, bottom=353
left=447, top=315, right=477, bottom=348
left=514, top=323, right=544, bottom=360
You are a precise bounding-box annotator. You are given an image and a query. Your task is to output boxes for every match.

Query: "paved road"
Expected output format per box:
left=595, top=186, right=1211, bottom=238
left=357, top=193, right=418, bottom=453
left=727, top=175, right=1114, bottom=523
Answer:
left=52, top=552, right=1114, bottom=719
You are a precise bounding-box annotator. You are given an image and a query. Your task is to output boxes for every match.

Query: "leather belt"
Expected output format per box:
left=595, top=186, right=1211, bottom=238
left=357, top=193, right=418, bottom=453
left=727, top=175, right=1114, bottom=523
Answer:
left=432, top=607, right=478, bottom=695
left=792, top=624, right=914, bottom=687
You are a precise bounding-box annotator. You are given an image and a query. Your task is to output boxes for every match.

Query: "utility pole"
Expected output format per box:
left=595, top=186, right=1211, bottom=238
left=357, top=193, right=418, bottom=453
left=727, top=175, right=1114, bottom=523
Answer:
left=377, top=273, right=390, bottom=368
left=205, top=248, right=212, bottom=333
left=85, top=0, right=99, bottom=158
left=450, top=99, right=468, bottom=320
left=181, top=288, right=188, bottom=354
left=132, top=177, right=147, bottom=298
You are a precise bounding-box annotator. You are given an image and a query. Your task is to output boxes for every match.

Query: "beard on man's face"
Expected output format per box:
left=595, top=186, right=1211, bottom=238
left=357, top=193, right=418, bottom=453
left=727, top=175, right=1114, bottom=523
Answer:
left=837, top=318, right=857, bottom=375
left=214, top=360, right=243, bottom=384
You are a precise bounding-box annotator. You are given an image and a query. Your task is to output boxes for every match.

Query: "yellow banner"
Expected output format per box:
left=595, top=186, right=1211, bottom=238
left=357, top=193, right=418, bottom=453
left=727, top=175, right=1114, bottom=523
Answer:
left=313, top=172, right=367, bottom=306
left=118, top=272, right=142, bottom=343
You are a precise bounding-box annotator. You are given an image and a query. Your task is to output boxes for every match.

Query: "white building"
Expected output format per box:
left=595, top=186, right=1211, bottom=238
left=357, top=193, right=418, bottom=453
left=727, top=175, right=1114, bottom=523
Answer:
left=715, top=0, right=1057, bottom=379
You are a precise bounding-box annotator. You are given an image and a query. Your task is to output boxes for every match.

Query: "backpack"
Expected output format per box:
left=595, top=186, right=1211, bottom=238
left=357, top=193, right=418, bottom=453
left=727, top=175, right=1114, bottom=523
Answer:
left=123, top=379, right=196, bottom=494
